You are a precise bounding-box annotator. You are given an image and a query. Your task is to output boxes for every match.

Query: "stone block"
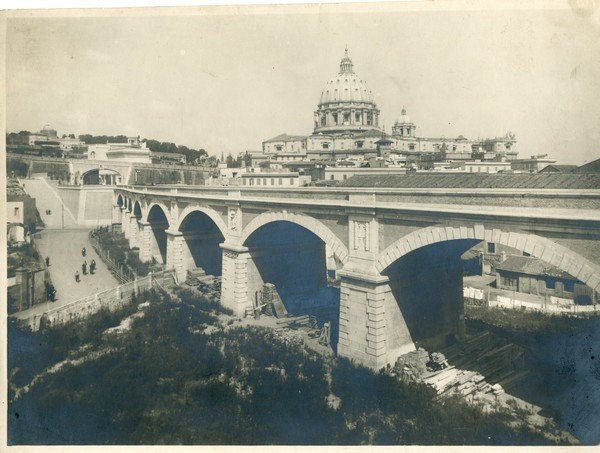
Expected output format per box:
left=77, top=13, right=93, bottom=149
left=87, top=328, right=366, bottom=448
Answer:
left=445, top=226, right=455, bottom=241
left=484, top=228, right=492, bottom=242
left=474, top=224, right=485, bottom=240
left=523, top=236, right=536, bottom=254
left=532, top=244, right=545, bottom=258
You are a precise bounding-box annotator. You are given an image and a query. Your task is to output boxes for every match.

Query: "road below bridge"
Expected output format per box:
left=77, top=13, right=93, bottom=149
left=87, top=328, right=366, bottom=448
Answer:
left=13, top=228, right=119, bottom=322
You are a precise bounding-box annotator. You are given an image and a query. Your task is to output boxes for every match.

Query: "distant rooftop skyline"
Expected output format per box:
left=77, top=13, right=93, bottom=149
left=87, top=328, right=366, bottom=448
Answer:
left=5, top=3, right=600, bottom=164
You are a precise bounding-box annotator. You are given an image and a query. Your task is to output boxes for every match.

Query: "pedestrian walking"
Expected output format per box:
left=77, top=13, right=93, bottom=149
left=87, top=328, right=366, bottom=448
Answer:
left=82, top=260, right=87, bottom=275
left=82, top=247, right=87, bottom=257
left=90, top=259, right=97, bottom=275
left=75, top=270, right=80, bottom=283
left=45, top=256, right=50, bottom=267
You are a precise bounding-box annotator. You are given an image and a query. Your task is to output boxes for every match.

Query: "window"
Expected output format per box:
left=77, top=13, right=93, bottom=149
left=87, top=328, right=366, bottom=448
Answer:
left=14, top=207, right=19, bottom=216
left=355, top=112, right=361, bottom=123
left=278, top=178, right=282, bottom=185
left=331, top=175, right=335, bottom=180
left=46, top=209, right=52, bottom=215
left=271, top=178, right=275, bottom=185
left=501, top=274, right=517, bottom=288
left=275, top=145, right=283, bottom=152
left=257, top=178, right=261, bottom=185
left=564, top=280, right=575, bottom=292
left=332, top=113, right=338, bottom=124
left=322, top=143, right=329, bottom=150
left=409, top=143, right=416, bottom=151
left=343, top=174, right=347, bottom=180
left=321, top=116, right=326, bottom=126
left=343, top=112, right=350, bottom=123
left=242, top=179, right=247, bottom=185
left=290, top=179, right=295, bottom=185
left=545, top=278, right=555, bottom=289
left=356, top=141, right=364, bottom=149
left=487, top=242, right=496, bottom=254
left=263, top=178, right=267, bottom=185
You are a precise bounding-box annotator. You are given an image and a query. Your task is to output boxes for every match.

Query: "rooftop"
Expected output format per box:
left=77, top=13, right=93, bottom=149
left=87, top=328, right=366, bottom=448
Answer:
left=573, top=158, right=600, bottom=174
left=539, top=164, right=578, bottom=173
left=264, top=133, right=307, bottom=143
left=496, top=255, right=575, bottom=280
left=339, top=173, right=600, bottom=189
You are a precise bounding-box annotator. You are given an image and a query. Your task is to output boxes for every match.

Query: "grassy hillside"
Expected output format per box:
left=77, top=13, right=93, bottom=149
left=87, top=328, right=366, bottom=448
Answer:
left=8, top=289, right=564, bottom=445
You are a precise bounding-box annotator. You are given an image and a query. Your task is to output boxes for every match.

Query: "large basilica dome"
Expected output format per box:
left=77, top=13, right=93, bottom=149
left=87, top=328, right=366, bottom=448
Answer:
left=313, top=49, right=380, bottom=135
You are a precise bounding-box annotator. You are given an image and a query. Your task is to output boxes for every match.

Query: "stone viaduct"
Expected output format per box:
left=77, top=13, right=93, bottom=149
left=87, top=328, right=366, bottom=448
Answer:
left=113, top=185, right=600, bottom=369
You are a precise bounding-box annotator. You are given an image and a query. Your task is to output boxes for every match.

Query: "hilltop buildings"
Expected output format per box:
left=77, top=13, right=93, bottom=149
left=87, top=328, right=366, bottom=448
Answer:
left=260, top=49, right=518, bottom=168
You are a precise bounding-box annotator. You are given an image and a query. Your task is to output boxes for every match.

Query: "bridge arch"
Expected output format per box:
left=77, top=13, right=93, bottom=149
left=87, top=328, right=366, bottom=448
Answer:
left=81, top=167, right=122, bottom=185
left=140, top=204, right=171, bottom=264
left=241, top=211, right=349, bottom=264
left=376, top=224, right=600, bottom=289
left=116, top=193, right=124, bottom=208
left=176, top=206, right=226, bottom=278
left=172, top=205, right=228, bottom=237
left=142, top=201, right=171, bottom=226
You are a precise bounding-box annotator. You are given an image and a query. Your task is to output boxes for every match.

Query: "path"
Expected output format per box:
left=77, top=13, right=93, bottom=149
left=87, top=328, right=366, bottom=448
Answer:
left=13, top=228, right=119, bottom=321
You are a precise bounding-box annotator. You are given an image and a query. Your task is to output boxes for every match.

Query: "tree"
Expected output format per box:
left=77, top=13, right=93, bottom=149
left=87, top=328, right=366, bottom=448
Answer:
left=243, top=152, right=252, bottom=168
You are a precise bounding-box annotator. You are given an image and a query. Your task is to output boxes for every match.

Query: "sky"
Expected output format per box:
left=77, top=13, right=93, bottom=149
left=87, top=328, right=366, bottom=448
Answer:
left=5, top=2, right=600, bottom=164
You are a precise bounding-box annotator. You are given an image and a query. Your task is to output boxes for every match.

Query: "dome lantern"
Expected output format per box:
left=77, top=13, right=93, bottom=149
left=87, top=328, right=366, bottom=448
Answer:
left=339, top=47, right=354, bottom=74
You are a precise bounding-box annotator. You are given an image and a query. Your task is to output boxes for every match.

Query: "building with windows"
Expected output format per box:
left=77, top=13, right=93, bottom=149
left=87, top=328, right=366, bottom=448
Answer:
left=87, top=136, right=151, bottom=164
left=495, top=255, right=596, bottom=305
left=510, top=154, right=556, bottom=173
left=240, top=171, right=311, bottom=187
left=261, top=49, right=518, bottom=166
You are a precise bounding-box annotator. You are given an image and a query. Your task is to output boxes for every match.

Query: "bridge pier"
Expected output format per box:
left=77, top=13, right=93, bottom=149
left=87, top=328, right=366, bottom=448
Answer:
left=166, top=230, right=186, bottom=282
left=112, top=204, right=122, bottom=225
left=137, top=222, right=152, bottom=262
left=121, top=207, right=130, bottom=239
left=127, top=215, right=139, bottom=249
left=220, top=243, right=252, bottom=317
left=337, top=269, right=415, bottom=369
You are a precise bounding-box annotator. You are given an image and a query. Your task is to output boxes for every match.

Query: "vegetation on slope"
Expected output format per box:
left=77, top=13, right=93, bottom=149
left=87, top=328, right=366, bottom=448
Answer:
left=9, top=289, right=565, bottom=445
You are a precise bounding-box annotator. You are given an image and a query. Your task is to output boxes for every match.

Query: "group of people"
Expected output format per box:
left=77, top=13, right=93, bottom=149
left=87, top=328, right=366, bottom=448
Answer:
left=74, top=247, right=97, bottom=283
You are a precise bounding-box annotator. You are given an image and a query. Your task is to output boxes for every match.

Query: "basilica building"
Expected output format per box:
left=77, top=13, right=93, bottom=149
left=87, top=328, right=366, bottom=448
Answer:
left=262, top=50, right=517, bottom=166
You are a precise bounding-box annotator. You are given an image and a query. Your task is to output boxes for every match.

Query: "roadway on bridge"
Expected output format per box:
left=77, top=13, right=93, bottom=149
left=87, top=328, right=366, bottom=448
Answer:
left=13, top=228, right=119, bottom=321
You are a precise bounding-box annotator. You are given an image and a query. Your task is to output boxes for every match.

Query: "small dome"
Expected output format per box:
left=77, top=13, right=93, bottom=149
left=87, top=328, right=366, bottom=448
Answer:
left=397, top=108, right=412, bottom=124
left=41, top=124, right=57, bottom=136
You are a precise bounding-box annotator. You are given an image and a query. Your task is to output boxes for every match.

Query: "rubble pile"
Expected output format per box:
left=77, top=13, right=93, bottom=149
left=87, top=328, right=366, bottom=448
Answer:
left=393, top=348, right=429, bottom=381
left=186, top=267, right=221, bottom=300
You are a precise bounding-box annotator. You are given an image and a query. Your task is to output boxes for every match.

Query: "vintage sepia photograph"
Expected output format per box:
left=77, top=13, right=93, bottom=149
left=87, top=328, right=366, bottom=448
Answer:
left=3, top=0, right=600, bottom=446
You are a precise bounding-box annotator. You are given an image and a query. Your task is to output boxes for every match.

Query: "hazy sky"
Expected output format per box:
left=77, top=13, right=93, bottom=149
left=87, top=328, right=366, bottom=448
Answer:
left=6, top=3, right=600, bottom=164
